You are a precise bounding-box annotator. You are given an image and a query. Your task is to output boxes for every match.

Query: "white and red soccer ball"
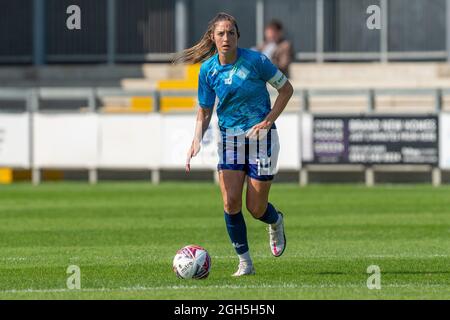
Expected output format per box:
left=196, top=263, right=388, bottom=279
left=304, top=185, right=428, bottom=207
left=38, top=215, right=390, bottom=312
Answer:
left=172, top=245, right=211, bottom=279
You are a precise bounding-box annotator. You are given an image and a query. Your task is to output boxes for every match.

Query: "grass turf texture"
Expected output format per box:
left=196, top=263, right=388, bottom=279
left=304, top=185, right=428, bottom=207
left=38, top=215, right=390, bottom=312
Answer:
left=0, top=182, right=449, bottom=300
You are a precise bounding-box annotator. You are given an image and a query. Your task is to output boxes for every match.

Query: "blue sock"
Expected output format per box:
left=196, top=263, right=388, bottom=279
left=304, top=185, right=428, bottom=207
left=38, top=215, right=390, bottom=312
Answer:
left=224, top=211, right=249, bottom=255
left=258, top=203, right=279, bottom=224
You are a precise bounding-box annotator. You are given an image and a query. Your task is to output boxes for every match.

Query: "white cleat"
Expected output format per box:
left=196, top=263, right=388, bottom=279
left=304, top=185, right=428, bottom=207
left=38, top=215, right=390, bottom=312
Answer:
left=269, top=212, right=286, bottom=257
left=232, top=261, right=256, bottom=277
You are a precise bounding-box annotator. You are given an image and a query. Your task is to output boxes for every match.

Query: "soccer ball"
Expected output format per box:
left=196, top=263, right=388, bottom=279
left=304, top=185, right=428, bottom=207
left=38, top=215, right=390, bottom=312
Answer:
left=172, top=245, right=211, bottom=279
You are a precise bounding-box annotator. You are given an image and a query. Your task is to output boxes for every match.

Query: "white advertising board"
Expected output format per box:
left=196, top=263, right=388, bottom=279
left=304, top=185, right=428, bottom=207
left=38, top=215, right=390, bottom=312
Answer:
left=98, top=114, right=160, bottom=169
left=160, top=114, right=219, bottom=169
left=276, top=113, right=301, bottom=169
left=301, top=113, right=314, bottom=162
left=33, top=113, right=98, bottom=168
left=0, top=114, right=30, bottom=168
left=440, top=113, right=450, bottom=169
left=160, top=113, right=300, bottom=170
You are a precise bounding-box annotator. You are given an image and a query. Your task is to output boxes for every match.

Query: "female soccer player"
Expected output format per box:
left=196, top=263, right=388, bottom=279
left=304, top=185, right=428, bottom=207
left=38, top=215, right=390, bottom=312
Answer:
left=178, top=12, right=293, bottom=276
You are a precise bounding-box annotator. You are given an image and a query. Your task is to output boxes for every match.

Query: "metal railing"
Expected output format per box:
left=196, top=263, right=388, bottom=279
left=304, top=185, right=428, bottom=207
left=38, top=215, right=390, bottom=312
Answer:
left=0, top=87, right=448, bottom=186
left=1, top=86, right=447, bottom=113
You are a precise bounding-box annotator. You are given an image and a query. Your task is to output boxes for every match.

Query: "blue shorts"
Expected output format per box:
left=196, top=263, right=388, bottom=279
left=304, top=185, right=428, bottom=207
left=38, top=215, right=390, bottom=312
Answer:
left=217, top=129, right=280, bottom=181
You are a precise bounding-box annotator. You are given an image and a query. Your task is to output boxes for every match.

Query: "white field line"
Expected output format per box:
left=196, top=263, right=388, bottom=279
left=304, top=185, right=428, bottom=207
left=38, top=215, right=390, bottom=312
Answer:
left=0, top=283, right=447, bottom=294
left=213, top=254, right=450, bottom=259
left=0, top=257, right=27, bottom=262
left=1, top=254, right=448, bottom=263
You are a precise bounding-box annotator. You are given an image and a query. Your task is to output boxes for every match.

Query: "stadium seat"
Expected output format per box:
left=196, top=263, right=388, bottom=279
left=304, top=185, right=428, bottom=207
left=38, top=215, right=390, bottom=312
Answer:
left=130, top=97, right=153, bottom=112
left=157, top=64, right=200, bottom=112
left=0, top=168, right=13, bottom=184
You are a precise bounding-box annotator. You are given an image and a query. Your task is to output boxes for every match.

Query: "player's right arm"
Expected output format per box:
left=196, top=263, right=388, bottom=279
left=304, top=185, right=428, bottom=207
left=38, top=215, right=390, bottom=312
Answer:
left=186, top=107, right=213, bottom=172
left=186, top=63, right=216, bottom=172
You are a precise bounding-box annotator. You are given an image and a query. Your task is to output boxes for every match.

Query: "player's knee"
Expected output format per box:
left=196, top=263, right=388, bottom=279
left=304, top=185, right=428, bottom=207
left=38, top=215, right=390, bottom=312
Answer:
left=246, top=202, right=267, bottom=219
left=223, top=196, right=242, bottom=214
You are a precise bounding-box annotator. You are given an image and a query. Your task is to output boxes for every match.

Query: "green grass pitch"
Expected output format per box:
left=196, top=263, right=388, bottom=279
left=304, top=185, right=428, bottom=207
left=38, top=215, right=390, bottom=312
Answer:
left=0, top=182, right=449, bottom=299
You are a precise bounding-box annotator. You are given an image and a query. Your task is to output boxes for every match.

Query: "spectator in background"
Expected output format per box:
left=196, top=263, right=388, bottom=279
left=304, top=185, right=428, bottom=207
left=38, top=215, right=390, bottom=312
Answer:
left=257, top=20, right=294, bottom=78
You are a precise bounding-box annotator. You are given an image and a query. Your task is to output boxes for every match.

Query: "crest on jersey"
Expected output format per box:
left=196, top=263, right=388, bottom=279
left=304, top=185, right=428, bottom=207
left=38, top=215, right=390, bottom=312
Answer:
left=236, top=66, right=249, bottom=80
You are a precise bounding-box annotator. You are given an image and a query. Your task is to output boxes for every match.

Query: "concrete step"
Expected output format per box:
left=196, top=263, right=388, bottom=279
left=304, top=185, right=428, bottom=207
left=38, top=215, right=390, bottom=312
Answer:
left=121, top=79, right=157, bottom=90
left=141, top=63, right=186, bottom=80
left=289, top=63, right=444, bottom=82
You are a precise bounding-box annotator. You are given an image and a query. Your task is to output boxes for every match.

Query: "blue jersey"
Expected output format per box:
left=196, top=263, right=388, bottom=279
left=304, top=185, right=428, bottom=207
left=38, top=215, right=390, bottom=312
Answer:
left=198, top=48, right=287, bottom=134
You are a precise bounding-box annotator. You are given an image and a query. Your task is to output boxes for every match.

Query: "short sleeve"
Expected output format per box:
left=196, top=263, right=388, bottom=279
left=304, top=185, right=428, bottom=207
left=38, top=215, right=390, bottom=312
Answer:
left=198, top=64, right=216, bottom=109
left=257, top=53, right=278, bottom=82
left=257, top=53, right=288, bottom=90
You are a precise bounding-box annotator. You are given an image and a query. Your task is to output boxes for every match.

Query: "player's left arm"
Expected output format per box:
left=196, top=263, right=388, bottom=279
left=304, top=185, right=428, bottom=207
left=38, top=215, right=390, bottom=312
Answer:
left=247, top=77, right=293, bottom=139
left=263, top=79, right=293, bottom=125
